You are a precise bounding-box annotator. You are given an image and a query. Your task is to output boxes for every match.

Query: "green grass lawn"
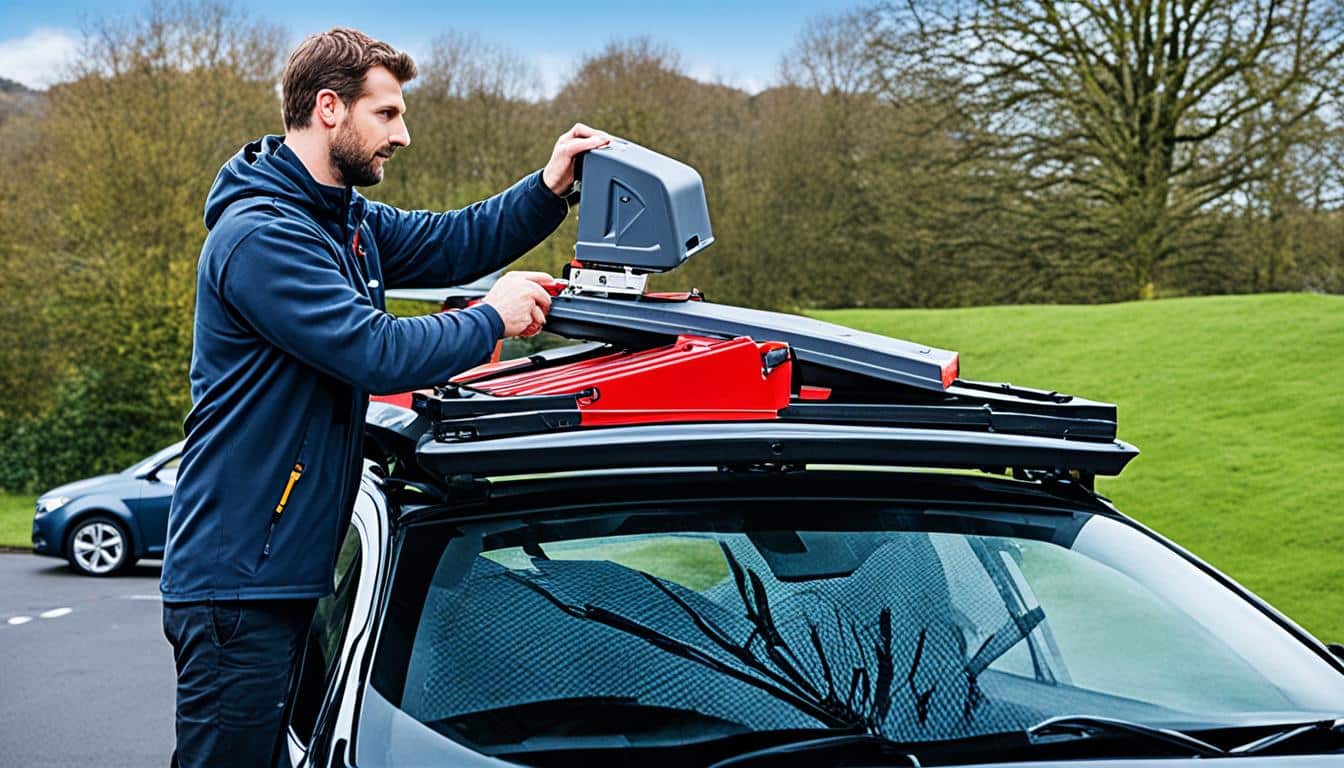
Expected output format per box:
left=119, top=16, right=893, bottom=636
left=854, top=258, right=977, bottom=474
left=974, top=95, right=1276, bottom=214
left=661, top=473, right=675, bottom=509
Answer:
left=818, top=293, right=1344, bottom=642
left=1, top=493, right=34, bottom=550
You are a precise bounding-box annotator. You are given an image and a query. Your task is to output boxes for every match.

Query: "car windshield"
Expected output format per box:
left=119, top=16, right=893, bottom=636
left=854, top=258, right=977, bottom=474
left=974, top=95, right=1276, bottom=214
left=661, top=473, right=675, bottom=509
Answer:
left=366, top=496, right=1344, bottom=762
left=123, top=441, right=184, bottom=475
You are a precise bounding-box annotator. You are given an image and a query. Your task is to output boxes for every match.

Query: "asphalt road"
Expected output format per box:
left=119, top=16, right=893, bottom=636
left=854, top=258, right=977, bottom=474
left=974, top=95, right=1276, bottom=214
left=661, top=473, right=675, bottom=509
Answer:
left=0, top=552, right=175, bottom=768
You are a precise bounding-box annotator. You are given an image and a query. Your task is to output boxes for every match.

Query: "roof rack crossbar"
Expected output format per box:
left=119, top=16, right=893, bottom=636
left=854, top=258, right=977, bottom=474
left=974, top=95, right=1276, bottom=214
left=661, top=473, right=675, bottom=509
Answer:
left=780, top=403, right=1116, bottom=442
left=414, top=422, right=1138, bottom=480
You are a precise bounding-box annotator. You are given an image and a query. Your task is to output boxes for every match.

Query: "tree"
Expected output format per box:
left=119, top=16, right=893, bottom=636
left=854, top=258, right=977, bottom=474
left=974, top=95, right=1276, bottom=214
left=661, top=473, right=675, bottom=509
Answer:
left=376, top=31, right=550, bottom=212
left=872, top=0, right=1344, bottom=297
left=0, top=0, right=284, bottom=488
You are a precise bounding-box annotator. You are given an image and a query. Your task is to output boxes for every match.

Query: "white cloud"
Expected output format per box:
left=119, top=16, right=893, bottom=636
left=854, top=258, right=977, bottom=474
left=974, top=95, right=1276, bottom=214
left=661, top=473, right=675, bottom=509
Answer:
left=0, top=28, right=80, bottom=90
left=689, top=63, right=769, bottom=95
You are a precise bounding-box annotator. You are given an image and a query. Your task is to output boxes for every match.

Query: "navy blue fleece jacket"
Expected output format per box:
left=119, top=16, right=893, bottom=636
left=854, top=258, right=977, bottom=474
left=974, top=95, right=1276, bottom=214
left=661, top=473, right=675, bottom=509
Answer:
left=161, top=135, right=568, bottom=601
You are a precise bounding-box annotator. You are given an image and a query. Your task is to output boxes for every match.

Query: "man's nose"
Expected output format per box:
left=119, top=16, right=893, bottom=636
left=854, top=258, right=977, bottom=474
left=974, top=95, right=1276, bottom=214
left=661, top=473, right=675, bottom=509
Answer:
left=391, top=118, right=410, bottom=148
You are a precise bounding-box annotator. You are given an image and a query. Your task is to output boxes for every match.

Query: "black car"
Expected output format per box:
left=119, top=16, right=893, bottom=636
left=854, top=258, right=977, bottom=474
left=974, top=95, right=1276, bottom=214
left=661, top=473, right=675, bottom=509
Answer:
left=275, top=292, right=1344, bottom=768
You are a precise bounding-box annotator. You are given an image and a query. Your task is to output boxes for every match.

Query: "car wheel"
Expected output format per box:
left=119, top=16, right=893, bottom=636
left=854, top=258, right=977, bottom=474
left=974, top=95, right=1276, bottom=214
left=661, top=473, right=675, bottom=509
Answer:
left=66, top=516, right=131, bottom=576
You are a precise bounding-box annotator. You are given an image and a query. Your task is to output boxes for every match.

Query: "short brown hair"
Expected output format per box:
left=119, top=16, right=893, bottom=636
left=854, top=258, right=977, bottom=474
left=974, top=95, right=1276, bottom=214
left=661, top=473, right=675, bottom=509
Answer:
left=282, top=28, right=417, bottom=130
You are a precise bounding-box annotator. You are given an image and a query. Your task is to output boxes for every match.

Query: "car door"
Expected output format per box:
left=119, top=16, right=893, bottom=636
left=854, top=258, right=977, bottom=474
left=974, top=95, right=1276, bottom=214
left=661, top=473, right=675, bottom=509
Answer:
left=287, top=474, right=389, bottom=767
left=134, top=454, right=180, bottom=554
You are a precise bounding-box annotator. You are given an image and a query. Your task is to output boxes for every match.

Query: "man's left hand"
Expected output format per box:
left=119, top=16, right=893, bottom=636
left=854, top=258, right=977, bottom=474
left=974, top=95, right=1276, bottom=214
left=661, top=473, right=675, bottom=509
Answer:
left=542, top=123, right=610, bottom=197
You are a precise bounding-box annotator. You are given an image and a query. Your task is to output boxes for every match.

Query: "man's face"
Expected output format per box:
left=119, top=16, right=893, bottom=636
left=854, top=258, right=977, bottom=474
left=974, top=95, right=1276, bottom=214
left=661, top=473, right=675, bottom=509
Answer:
left=329, top=66, right=410, bottom=187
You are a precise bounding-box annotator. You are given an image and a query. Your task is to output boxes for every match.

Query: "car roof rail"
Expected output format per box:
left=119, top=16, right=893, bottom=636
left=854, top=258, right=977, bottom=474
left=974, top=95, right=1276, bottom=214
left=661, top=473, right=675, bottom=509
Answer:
left=413, top=421, right=1138, bottom=482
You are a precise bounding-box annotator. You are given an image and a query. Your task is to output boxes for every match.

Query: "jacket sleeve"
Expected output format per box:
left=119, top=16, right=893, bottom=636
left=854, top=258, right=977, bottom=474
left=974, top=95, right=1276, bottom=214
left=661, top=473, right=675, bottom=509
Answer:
left=367, top=170, right=569, bottom=289
left=221, top=221, right=504, bottom=394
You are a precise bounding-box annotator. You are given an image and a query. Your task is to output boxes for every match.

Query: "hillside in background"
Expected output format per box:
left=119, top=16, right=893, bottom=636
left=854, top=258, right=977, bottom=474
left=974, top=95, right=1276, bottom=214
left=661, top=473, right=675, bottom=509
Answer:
left=0, top=77, right=40, bottom=123
left=818, top=293, right=1344, bottom=643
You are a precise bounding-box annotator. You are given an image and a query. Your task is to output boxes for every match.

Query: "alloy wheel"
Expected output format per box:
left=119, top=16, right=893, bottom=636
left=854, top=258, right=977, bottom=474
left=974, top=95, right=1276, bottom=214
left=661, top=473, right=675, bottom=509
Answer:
left=71, top=521, right=125, bottom=575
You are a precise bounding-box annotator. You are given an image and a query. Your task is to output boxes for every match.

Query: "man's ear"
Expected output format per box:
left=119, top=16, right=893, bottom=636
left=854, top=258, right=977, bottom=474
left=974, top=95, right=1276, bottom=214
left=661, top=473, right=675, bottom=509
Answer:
left=314, top=88, right=343, bottom=130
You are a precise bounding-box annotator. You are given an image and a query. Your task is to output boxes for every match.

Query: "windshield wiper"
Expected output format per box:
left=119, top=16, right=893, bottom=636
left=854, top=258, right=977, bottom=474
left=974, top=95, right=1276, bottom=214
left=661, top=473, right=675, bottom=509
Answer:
left=706, top=733, right=918, bottom=767
left=1028, top=715, right=1224, bottom=757
left=1230, top=718, right=1344, bottom=755
left=434, top=696, right=750, bottom=749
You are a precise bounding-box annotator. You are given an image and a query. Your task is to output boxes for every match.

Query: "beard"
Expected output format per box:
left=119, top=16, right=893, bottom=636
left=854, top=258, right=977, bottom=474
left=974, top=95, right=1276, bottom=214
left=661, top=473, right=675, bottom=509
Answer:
left=330, top=120, right=393, bottom=187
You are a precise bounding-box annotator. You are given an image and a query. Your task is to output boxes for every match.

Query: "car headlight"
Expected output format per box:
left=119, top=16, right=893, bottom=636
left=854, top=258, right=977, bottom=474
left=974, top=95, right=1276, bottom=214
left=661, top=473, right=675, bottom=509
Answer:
left=36, top=496, right=70, bottom=516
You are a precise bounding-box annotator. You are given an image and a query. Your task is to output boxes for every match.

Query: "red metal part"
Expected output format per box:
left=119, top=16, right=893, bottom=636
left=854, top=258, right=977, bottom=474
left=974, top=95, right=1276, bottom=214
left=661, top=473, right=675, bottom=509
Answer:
left=370, top=391, right=414, bottom=408
left=797, top=385, right=832, bottom=401
left=643, top=291, right=703, bottom=302
left=453, top=355, right=541, bottom=384
left=941, top=355, right=960, bottom=389
left=456, top=335, right=792, bottom=426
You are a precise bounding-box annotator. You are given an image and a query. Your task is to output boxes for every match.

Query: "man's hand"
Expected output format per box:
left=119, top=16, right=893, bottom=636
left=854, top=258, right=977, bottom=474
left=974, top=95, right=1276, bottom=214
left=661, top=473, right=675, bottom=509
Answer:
left=542, top=123, right=610, bottom=197
left=481, top=271, right=555, bottom=338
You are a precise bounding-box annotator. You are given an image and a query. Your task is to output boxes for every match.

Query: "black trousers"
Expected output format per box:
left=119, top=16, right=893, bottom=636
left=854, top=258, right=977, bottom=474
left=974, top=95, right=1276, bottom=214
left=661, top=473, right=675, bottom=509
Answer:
left=162, top=599, right=317, bottom=768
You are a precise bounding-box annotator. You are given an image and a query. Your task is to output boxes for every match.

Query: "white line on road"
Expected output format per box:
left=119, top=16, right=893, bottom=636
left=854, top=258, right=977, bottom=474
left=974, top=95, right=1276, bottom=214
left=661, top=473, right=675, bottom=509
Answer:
left=120, top=594, right=162, bottom=601
left=39, top=607, right=72, bottom=619
left=7, top=616, right=32, bottom=625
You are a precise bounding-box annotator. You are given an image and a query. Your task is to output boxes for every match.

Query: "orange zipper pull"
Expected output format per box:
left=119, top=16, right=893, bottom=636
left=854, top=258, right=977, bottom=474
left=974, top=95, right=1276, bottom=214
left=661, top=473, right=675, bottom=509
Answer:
left=263, top=463, right=304, bottom=559
left=275, top=463, right=304, bottom=516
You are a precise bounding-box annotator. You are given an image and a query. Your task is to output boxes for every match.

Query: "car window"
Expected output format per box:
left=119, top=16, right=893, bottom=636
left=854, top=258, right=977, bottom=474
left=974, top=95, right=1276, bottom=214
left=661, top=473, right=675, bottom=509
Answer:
left=368, top=502, right=1344, bottom=762
left=123, top=442, right=184, bottom=475
left=290, top=523, right=362, bottom=745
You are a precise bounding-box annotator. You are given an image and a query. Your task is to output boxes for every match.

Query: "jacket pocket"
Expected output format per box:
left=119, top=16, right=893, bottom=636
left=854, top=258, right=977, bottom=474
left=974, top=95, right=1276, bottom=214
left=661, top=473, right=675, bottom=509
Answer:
left=260, top=412, right=316, bottom=562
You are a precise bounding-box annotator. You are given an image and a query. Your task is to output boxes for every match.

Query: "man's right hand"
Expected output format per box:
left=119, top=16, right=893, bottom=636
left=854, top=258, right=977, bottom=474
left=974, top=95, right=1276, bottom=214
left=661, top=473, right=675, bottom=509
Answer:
left=480, top=271, right=555, bottom=338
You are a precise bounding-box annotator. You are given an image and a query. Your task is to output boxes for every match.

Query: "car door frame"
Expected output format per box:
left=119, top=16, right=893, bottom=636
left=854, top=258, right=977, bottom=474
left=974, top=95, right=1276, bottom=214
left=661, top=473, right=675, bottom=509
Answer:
left=287, top=470, right=391, bottom=767
left=134, top=451, right=181, bottom=556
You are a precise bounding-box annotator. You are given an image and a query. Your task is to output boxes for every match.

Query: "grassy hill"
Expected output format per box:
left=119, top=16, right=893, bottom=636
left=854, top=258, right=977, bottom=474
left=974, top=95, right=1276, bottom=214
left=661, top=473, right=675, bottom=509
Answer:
left=818, top=293, right=1343, bottom=642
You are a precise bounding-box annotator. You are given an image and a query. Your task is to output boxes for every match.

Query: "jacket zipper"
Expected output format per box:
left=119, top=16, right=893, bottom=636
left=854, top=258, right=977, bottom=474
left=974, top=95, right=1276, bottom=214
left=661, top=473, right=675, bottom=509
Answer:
left=349, top=218, right=369, bottom=292
left=262, top=462, right=304, bottom=557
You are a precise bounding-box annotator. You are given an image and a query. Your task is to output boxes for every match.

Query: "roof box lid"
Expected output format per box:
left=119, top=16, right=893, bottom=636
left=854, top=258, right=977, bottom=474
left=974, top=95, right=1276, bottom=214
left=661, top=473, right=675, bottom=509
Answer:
left=575, top=138, right=714, bottom=273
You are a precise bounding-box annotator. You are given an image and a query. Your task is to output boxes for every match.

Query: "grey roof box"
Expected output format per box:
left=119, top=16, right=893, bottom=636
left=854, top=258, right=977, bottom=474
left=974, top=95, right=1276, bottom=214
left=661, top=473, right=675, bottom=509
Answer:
left=575, top=138, right=714, bottom=272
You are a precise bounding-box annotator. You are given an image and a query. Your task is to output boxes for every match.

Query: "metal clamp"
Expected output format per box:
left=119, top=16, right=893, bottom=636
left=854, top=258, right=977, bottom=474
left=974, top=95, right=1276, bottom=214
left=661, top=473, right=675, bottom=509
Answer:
left=566, top=266, right=648, bottom=297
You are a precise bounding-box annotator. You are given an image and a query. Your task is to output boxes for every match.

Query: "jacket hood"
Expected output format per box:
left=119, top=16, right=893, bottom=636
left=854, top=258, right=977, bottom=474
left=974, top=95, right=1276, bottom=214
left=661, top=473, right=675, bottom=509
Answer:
left=204, top=135, right=359, bottom=230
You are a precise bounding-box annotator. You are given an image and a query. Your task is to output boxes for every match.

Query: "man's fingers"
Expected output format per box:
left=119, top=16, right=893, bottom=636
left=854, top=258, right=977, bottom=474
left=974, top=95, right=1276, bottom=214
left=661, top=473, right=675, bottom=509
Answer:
left=529, top=283, right=553, bottom=313
left=563, top=132, right=610, bottom=150
left=530, top=304, right=546, bottom=327
left=564, top=136, right=610, bottom=158
left=557, top=124, right=610, bottom=154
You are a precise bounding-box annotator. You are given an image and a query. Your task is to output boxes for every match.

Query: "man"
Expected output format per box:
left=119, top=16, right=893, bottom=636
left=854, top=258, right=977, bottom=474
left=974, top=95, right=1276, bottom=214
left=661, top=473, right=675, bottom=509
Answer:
left=159, top=27, right=607, bottom=766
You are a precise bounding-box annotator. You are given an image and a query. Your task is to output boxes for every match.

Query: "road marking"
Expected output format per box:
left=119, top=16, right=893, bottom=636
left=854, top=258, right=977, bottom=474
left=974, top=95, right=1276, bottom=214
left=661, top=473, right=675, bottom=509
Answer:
left=7, top=616, right=32, bottom=625
left=121, top=594, right=162, bottom=601
left=40, top=607, right=72, bottom=619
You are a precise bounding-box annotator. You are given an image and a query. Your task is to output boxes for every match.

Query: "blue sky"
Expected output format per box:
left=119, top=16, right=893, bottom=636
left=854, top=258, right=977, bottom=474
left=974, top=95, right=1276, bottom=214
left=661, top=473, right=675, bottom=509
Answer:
left=0, top=0, right=853, bottom=93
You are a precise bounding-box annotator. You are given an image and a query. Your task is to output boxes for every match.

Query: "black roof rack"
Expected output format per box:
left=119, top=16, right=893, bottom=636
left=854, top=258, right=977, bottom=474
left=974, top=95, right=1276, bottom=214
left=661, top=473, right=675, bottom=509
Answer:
left=392, top=290, right=1136, bottom=487
left=413, top=421, right=1137, bottom=480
